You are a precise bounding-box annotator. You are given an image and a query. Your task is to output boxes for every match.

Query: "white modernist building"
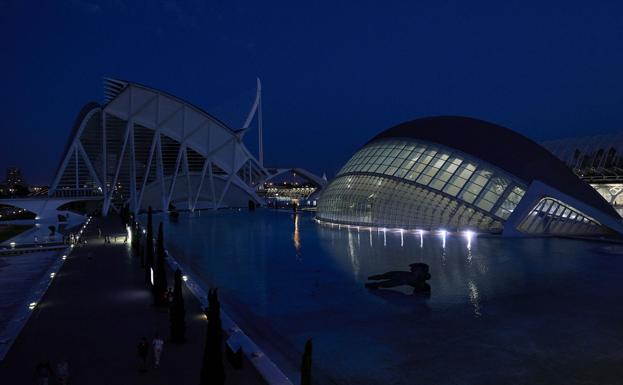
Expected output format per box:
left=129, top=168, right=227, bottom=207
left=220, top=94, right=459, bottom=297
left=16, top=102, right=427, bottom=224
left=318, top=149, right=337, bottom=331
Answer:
left=317, top=116, right=623, bottom=238
left=49, top=79, right=269, bottom=215
left=542, top=134, right=623, bottom=215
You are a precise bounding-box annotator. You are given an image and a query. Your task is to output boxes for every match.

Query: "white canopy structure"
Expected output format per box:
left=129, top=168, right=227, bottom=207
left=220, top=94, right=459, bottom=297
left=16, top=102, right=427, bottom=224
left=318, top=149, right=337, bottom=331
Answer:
left=49, top=79, right=268, bottom=215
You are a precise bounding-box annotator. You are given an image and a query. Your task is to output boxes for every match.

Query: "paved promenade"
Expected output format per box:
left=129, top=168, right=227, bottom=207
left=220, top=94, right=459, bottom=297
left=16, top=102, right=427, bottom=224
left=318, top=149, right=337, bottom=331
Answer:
left=0, top=216, right=265, bottom=384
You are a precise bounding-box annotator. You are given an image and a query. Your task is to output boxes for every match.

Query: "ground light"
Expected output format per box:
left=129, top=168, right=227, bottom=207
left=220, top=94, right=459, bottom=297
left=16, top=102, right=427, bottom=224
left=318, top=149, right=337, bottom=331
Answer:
left=315, top=218, right=478, bottom=250
left=182, top=275, right=188, bottom=282
left=28, top=302, right=36, bottom=310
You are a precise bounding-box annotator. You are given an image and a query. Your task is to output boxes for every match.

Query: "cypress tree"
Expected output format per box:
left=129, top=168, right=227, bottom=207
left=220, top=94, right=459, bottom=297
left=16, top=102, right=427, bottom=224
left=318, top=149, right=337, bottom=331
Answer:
left=137, top=223, right=144, bottom=265
left=200, top=288, right=225, bottom=385
left=170, top=269, right=186, bottom=342
left=153, top=222, right=168, bottom=305
left=131, top=219, right=138, bottom=255
left=144, top=206, right=154, bottom=286
left=301, top=338, right=313, bottom=385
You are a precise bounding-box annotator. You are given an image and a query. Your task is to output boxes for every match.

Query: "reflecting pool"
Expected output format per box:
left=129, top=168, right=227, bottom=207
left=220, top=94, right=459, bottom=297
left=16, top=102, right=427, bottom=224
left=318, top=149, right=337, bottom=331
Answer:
left=157, top=209, right=623, bottom=384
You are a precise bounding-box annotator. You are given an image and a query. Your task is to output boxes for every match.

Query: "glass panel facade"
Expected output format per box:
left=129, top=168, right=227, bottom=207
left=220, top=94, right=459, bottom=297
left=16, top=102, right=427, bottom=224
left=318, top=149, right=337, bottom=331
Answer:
left=317, top=174, right=503, bottom=232
left=517, top=197, right=610, bottom=236
left=320, top=138, right=528, bottom=233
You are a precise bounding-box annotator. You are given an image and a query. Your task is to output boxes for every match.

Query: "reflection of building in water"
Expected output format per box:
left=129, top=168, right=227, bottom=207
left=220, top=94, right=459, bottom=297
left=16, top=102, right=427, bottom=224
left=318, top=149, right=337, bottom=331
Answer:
left=292, top=213, right=301, bottom=255
left=259, top=168, right=327, bottom=210
left=542, top=134, right=623, bottom=216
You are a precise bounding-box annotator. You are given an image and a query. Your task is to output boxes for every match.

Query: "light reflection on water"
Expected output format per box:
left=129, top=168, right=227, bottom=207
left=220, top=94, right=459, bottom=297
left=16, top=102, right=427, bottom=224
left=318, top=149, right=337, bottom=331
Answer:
left=156, top=209, right=623, bottom=385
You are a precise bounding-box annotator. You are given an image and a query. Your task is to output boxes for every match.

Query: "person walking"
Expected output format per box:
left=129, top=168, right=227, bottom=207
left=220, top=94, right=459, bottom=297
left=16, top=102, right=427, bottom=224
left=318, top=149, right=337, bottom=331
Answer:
left=152, top=333, right=164, bottom=368
left=97, top=226, right=102, bottom=239
left=137, top=337, right=149, bottom=372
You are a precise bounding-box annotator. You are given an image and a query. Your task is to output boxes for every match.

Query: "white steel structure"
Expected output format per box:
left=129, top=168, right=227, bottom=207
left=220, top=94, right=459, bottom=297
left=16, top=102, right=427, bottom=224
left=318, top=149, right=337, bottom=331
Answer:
left=543, top=134, right=623, bottom=214
left=49, top=79, right=268, bottom=215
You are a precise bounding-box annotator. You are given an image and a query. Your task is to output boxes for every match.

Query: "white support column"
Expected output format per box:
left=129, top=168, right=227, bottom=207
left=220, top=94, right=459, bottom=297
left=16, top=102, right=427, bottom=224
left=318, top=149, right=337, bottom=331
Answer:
left=128, top=120, right=137, bottom=214
left=217, top=141, right=238, bottom=207
left=136, top=133, right=159, bottom=211
left=75, top=146, right=79, bottom=189
left=77, top=143, right=103, bottom=188
left=101, top=111, right=108, bottom=214
left=192, top=158, right=210, bottom=211
left=208, top=161, right=216, bottom=209
left=156, top=134, right=166, bottom=211
left=258, top=84, right=263, bottom=167
left=104, top=119, right=132, bottom=214
left=166, top=144, right=185, bottom=209
left=49, top=108, right=100, bottom=195
left=183, top=147, right=192, bottom=211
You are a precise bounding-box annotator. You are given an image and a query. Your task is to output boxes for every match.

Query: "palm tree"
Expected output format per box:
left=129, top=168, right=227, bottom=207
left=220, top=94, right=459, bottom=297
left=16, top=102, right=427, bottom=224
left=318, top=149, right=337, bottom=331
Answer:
left=153, top=222, right=168, bottom=305
left=144, top=206, right=154, bottom=286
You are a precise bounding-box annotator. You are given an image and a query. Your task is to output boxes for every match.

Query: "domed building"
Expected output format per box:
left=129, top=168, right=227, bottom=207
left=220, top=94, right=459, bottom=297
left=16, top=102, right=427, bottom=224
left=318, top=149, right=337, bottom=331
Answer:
left=316, top=116, right=623, bottom=237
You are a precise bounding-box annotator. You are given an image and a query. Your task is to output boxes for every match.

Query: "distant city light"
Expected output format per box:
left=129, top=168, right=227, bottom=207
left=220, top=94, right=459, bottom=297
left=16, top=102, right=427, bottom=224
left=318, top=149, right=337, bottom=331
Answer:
left=28, top=302, right=37, bottom=310
left=182, top=275, right=188, bottom=282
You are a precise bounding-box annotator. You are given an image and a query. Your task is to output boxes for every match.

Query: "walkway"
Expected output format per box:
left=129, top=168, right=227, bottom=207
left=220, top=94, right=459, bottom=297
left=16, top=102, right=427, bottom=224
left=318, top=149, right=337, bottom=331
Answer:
left=0, top=216, right=266, bottom=384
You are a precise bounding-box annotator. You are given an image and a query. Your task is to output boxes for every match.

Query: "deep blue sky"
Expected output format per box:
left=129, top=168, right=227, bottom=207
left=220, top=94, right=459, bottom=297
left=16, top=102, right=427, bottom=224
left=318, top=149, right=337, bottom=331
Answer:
left=2, top=0, right=623, bottom=184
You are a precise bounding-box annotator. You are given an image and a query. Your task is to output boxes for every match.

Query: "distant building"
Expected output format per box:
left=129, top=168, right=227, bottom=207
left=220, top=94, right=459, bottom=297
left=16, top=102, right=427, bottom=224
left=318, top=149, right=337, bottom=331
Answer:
left=258, top=168, right=327, bottom=208
left=28, top=186, right=49, bottom=196
left=6, top=167, right=25, bottom=188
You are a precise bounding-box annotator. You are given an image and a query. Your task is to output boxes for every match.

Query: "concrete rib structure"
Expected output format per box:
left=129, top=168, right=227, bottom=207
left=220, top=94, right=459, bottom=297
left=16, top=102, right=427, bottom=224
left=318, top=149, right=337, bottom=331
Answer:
left=317, top=116, right=623, bottom=237
left=49, top=79, right=268, bottom=215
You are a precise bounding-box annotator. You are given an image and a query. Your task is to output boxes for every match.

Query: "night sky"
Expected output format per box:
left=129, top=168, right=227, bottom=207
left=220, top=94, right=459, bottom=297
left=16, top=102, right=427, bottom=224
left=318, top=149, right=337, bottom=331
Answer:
left=2, top=1, right=623, bottom=184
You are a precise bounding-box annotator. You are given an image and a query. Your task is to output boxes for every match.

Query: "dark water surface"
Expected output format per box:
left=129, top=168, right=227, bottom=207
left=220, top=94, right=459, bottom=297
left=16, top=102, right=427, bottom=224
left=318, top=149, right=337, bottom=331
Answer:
left=157, top=209, right=623, bottom=385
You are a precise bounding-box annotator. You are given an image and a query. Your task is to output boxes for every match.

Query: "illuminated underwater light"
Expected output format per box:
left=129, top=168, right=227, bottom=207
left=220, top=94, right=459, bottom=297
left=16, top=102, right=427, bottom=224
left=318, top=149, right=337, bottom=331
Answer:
left=464, top=230, right=474, bottom=250
left=440, top=229, right=447, bottom=249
